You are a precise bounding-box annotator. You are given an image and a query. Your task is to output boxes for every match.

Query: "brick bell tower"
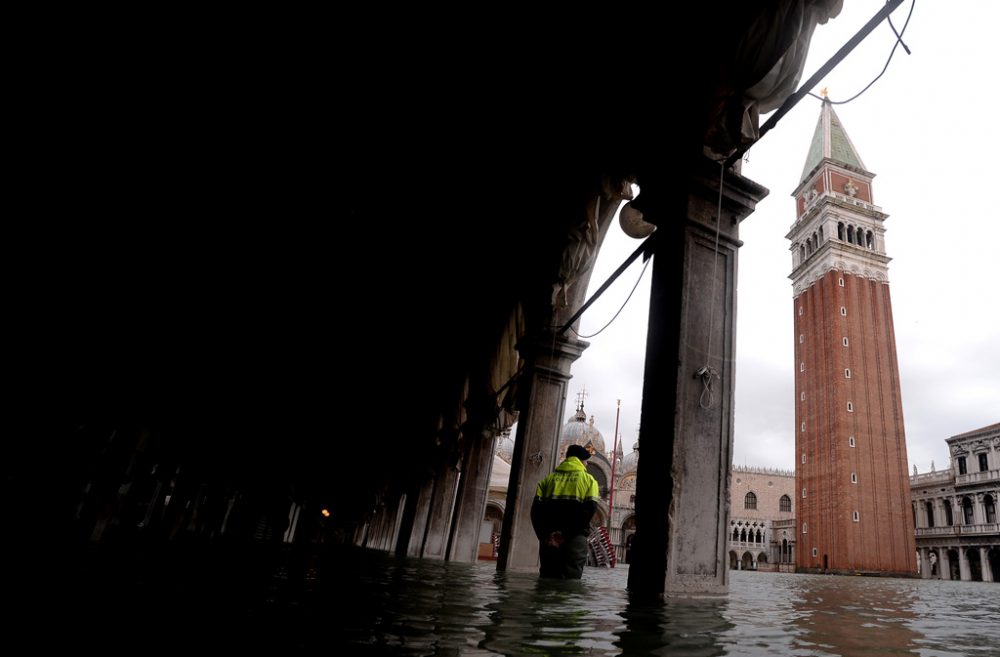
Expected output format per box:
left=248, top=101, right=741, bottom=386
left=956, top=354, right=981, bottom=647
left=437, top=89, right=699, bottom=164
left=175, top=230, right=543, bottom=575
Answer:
left=787, top=97, right=916, bottom=575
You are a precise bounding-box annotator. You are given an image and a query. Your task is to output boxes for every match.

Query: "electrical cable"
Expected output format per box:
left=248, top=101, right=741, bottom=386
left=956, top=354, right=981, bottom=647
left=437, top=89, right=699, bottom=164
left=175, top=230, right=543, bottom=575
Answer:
left=569, top=255, right=651, bottom=339
left=808, top=0, right=915, bottom=105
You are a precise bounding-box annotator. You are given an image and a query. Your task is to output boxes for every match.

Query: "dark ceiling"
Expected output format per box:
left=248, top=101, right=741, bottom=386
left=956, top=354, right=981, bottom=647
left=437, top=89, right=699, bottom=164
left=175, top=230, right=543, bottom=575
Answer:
left=9, top=2, right=842, bottom=538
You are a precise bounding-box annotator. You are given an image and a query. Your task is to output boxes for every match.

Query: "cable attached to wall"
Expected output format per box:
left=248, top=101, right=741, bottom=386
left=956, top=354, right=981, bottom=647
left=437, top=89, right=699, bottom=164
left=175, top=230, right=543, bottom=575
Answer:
left=698, top=160, right=726, bottom=409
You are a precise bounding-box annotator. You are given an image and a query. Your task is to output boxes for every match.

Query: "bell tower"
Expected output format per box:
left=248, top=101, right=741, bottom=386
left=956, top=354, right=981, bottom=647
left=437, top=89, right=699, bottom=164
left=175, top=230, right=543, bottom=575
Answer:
left=787, top=98, right=916, bottom=575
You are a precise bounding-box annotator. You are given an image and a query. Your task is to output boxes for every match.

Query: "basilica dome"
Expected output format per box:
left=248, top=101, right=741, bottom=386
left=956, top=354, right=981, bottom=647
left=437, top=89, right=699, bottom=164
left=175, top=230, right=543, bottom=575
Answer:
left=559, top=405, right=606, bottom=456
left=619, top=440, right=639, bottom=475
left=495, top=429, right=515, bottom=464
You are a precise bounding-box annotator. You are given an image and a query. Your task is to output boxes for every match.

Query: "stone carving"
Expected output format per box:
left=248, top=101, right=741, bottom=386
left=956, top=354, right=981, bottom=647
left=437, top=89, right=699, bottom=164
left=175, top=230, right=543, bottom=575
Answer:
left=552, top=176, right=634, bottom=309
left=844, top=180, right=858, bottom=197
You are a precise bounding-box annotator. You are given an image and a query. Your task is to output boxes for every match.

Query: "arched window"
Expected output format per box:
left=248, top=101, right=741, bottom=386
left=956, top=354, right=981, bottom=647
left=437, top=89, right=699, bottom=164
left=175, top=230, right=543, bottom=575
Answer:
left=813, top=231, right=818, bottom=249
left=943, top=499, right=953, bottom=526
left=926, top=501, right=935, bottom=528
left=985, top=494, right=997, bottom=524
left=818, top=225, right=824, bottom=242
left=756, top=529, right=763, bottom=543
left=780, top=495, right=792, bottom=512
left=806, top=237, right=813, bottom=254
left=847, top=225, right=855, bottom=243
left=800, top=245, right=805, bottom=261
left=962, top=497, right=974, bottom=524
left=744, top=492, right=757, bottom=510
left=740, top=528, right=747, bottom=542
left=838, top=222, right=845, bottom=240
left=866, top=230, right=874, bottom=248
left=732, top=527, right=739, bottom=541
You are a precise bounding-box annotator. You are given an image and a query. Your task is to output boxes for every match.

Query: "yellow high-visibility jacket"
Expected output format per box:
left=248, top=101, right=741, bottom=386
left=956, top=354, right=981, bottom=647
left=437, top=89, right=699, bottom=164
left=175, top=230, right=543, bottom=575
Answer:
left=530, top=456, right=599, bottom=540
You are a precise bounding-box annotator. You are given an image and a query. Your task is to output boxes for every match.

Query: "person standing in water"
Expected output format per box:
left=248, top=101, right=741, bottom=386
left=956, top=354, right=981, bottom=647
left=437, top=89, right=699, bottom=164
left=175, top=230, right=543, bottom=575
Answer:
left=530, top=444, right=599, bottom=579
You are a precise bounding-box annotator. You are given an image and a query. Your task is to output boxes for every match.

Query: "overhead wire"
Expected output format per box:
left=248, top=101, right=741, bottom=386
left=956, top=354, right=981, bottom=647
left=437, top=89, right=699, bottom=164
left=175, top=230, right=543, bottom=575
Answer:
left=808, top=0, right=914, bottom=105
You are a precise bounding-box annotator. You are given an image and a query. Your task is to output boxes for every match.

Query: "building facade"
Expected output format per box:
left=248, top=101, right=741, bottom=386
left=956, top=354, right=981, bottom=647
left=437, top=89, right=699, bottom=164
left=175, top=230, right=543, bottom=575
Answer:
left=788, top=98, right=916, bottom=575
left=911, top=423, right=1000, bottom=581
left=728, top=466, right=796, bottom=571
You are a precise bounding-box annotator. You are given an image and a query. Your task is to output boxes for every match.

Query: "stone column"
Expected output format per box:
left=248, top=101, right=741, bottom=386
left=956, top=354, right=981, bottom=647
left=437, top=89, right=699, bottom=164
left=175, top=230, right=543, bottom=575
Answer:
left=958, top=547, right=971, bottom=581
left=496, top=333, right=588, bottom=572
left=939, top=548, right=951, bottom=580
left=419, top=465, right=461, bottom=560
left=405, top=479, right=436, bottom=557
left=919, top=547, right=932, bottom=579
left=449, top=428, right=498, bottom=562
left=981, top=546, right=994, bottom=582
left=626, top=163, right=768, bottom=598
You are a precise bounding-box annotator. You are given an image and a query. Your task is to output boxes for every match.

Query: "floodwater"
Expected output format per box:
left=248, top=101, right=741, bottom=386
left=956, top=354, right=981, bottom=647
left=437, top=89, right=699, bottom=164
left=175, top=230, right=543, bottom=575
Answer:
left=313, top=549, right=999, bottom=657
left=56, top=544, right=998, bottom=655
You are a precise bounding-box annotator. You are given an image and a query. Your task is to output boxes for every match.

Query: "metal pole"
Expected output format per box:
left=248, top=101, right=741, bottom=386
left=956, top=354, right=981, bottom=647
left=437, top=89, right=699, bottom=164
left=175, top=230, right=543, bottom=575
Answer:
left=607, top=399, right=621, bottom=564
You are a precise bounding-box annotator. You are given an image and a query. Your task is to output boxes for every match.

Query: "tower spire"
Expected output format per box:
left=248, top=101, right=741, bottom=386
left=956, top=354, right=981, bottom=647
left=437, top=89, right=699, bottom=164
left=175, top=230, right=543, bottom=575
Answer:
left=800, top=98, right=867, bottom=184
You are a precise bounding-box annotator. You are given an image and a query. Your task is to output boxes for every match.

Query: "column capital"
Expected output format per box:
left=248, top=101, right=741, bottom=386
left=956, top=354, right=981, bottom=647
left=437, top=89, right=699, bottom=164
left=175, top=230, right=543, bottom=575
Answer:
left=517, top=331, right=589, bottom=379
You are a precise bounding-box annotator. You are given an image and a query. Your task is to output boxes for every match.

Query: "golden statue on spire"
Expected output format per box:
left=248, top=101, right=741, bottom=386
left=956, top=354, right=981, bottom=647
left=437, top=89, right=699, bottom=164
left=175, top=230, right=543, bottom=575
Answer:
left=820, top=87, right=829, bottom=98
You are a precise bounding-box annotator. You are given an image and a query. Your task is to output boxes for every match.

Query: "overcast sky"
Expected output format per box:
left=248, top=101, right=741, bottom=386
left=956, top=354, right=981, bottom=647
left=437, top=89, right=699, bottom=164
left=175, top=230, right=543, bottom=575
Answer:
left=562, top=1, right=999, bottom=474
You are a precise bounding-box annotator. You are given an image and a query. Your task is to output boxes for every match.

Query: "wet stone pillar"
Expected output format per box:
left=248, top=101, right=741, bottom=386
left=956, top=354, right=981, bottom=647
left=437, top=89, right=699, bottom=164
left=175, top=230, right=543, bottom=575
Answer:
left=938, top=548, right=951, bottom=580
left=919, top=548, right=932, bottom=579
left=419, top=465, right=461, bottom=560
left=958, top=548, right=971, bottom=581
left=496, top=332, right=588, bottom=572
left=448, top=428, right=498, bottom=562
left=627, top=163, right=768, bottom=598
left=406, top=479, right=435, bottom=557
left=980, top=547, right=994, bottom=582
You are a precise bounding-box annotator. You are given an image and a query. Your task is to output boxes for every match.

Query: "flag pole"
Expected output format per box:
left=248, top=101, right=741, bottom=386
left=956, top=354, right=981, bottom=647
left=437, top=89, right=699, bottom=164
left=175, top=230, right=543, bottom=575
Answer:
left=607, top=399, right=621, bottom=564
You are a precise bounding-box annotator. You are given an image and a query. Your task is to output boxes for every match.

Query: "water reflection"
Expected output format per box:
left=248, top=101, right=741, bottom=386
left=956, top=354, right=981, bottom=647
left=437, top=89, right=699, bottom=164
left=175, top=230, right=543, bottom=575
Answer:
left=617, top=594, right=731, bottom=657
left=306, top=549, right=1000, bottom=656
left=789, top=575, right=922, bottom=656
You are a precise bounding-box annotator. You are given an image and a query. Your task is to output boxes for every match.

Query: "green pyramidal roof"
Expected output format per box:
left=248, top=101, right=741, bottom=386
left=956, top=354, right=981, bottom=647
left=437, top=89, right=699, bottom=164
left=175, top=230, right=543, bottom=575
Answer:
left=800, top=99, right=867, bottom=182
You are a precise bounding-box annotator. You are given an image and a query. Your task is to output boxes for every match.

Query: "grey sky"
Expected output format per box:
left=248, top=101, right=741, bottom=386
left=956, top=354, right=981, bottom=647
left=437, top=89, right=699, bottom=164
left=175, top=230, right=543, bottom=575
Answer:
left=563, top=1, right=1000, bottom=473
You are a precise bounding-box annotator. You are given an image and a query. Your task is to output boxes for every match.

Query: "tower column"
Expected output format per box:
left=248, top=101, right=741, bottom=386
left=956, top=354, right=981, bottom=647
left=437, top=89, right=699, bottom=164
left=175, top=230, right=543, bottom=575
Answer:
left=496, top=333, right=587, bottom=572
left=626, top=163, right=767, bottom=598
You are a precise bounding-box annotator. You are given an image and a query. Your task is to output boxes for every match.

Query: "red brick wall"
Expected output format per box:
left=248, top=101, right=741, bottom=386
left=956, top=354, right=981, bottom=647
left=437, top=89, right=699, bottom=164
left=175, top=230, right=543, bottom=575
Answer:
left=794, top=270, right=916, bottom=573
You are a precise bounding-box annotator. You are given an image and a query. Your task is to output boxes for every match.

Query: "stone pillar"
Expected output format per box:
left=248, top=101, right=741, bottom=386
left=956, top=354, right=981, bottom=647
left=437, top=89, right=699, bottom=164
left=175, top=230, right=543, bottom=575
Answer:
left=419, top=465, right=461, bottom=560
left=448, top=428, right=498, bottom=562
left=981, top=546, right=994, bottom=582
left=626, top=163, right=768, bottom=598
left=405, top=479, right=435, bottom=557
left=496, top=332, right=588, bottom=572
left=919, top=548, right=932, bottom=579
left=939, top=548, right=951, bottom=580
left=958, top=548, right=971, bottom=581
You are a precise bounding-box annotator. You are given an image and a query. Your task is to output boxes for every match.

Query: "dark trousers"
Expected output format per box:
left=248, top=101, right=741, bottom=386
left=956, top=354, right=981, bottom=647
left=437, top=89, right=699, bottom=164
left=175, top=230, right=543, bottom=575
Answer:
left=538, top=534, right=588, bottom=579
